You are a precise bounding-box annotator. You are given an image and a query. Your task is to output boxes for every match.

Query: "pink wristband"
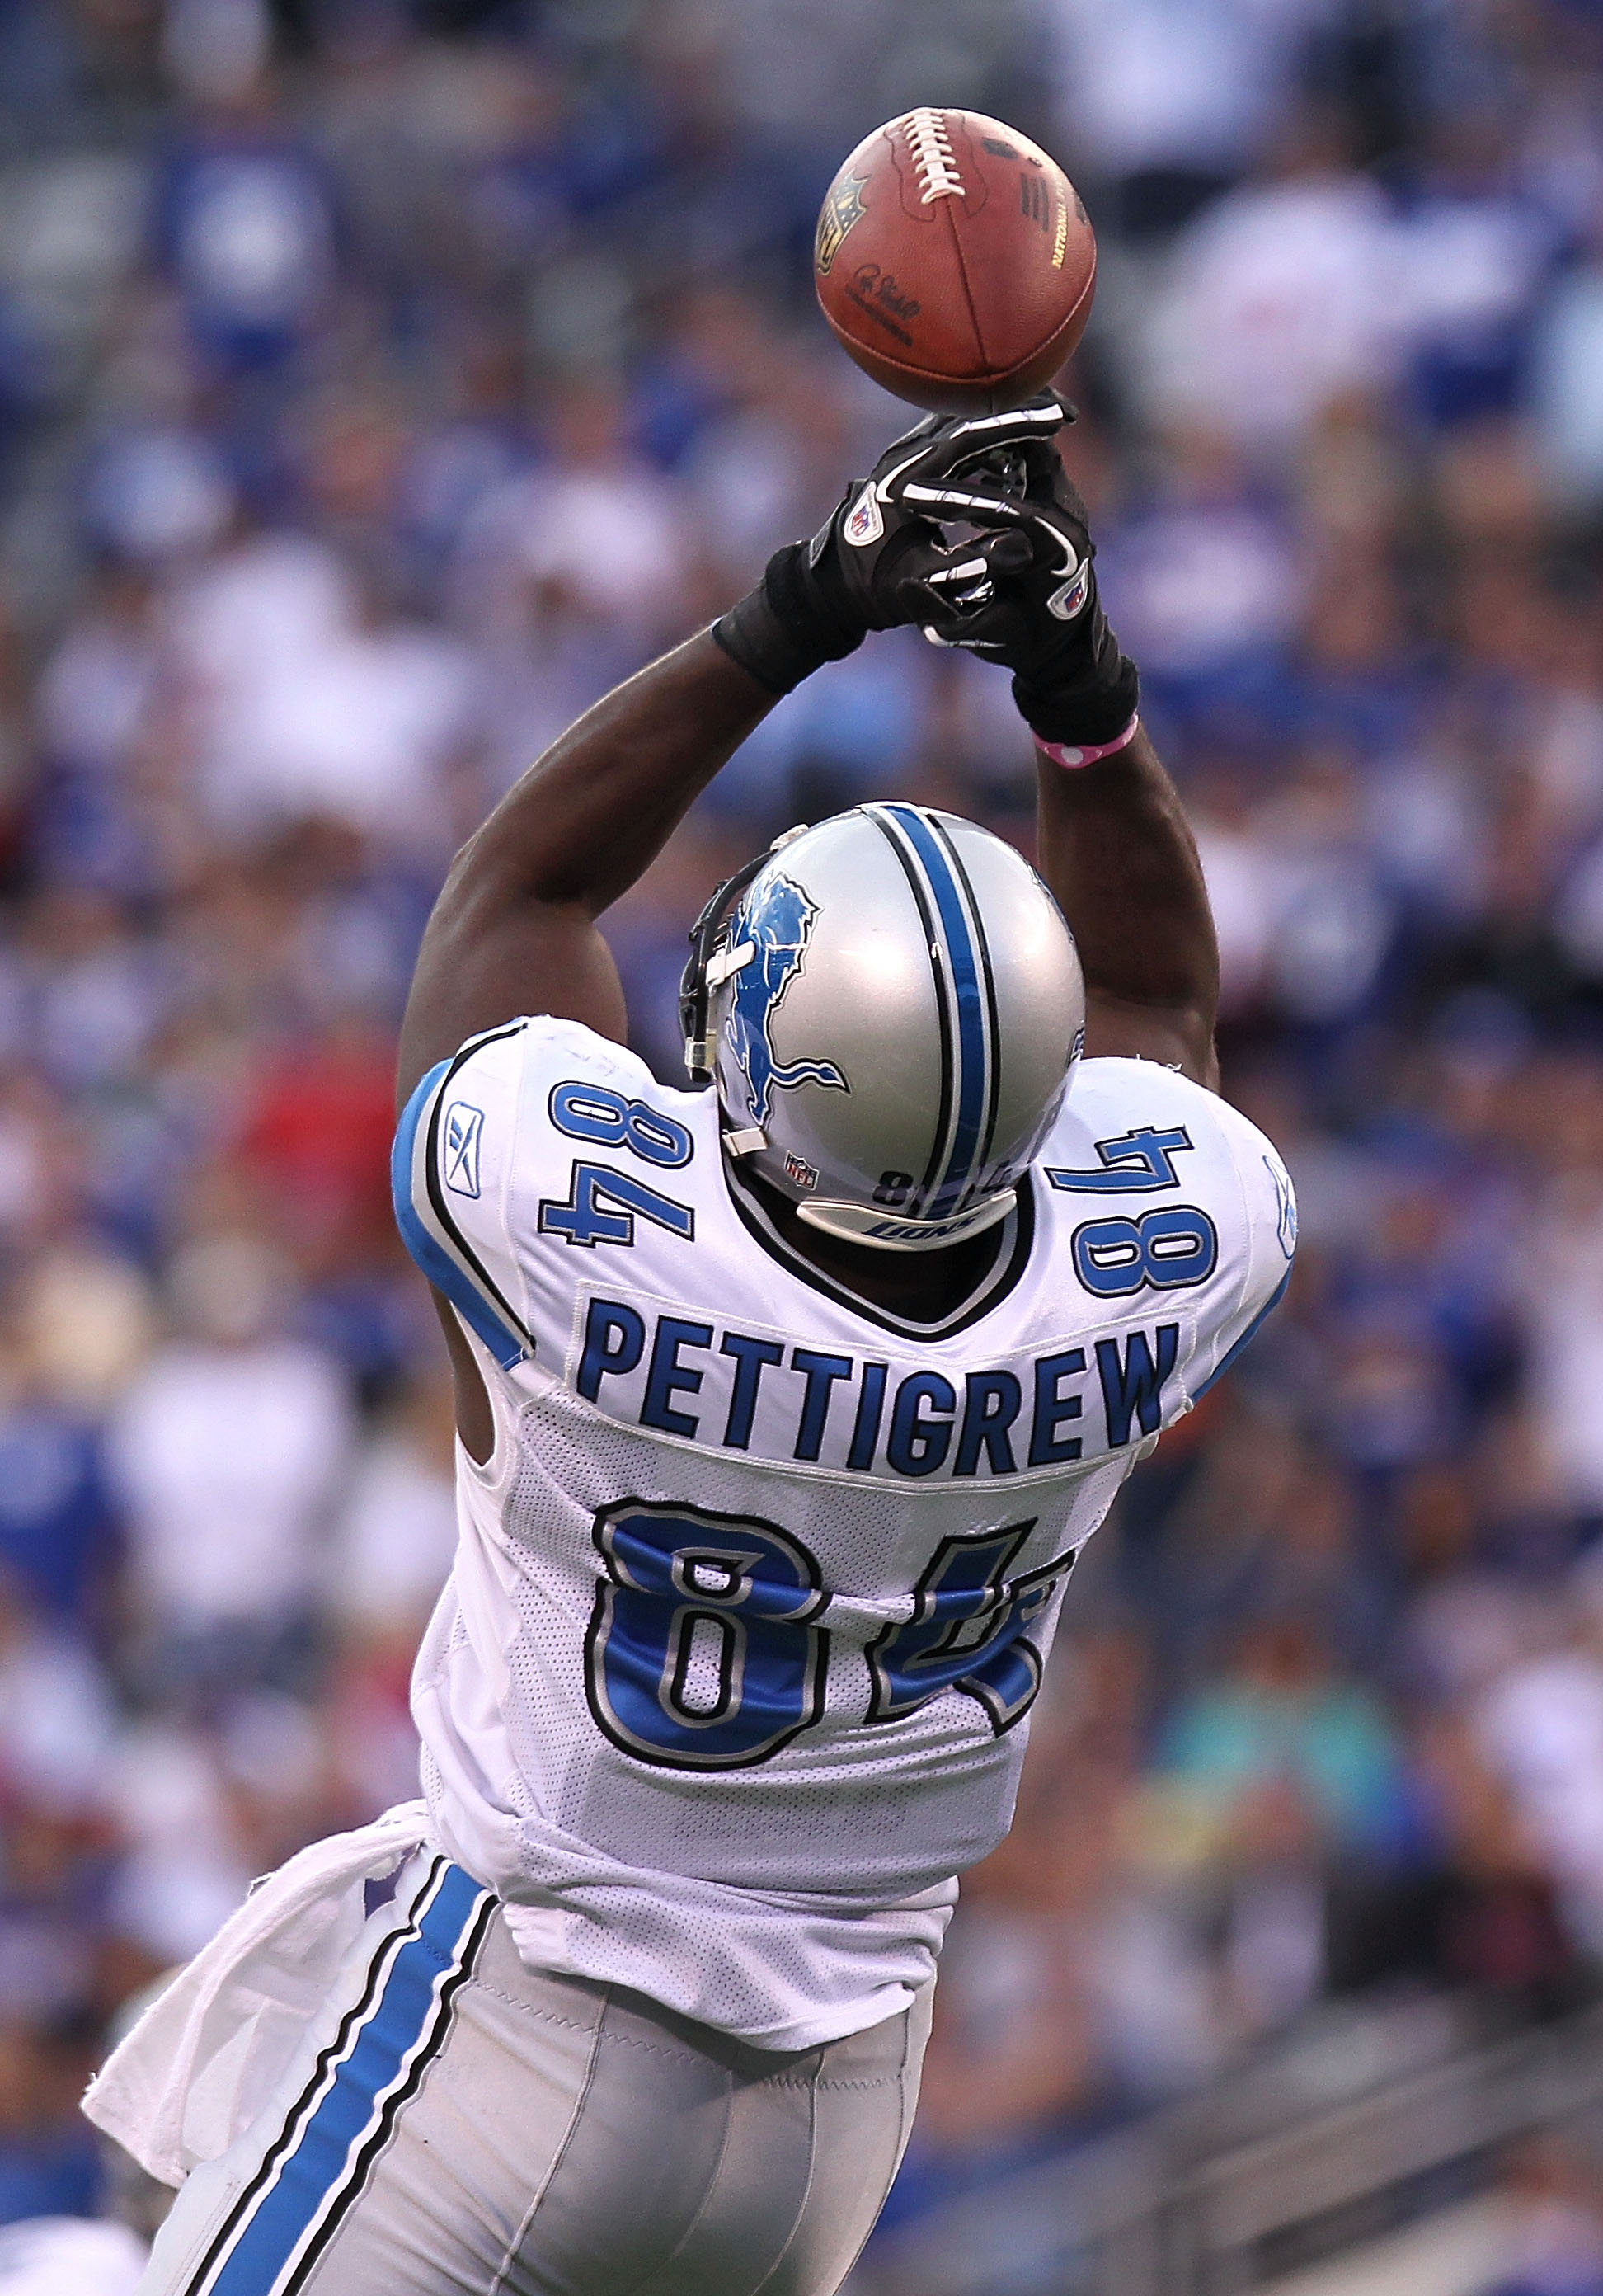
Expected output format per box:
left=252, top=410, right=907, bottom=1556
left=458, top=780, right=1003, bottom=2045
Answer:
left=1036, top=713, right=1140, bottom=769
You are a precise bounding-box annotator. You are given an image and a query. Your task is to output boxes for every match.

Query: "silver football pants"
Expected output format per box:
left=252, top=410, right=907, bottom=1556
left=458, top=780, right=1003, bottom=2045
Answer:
left=136, top=1854, right=931, bottom=2296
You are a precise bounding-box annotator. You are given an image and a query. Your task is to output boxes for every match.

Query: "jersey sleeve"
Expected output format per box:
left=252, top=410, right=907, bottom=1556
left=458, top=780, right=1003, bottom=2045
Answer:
left=1187, top=1094, right=1298, bottom=1401
left=391, top=1019, right=538, bottom=1369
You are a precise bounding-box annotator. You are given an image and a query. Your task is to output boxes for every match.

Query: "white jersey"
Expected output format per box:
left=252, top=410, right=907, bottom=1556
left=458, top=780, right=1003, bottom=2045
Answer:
left=393, top=1018, right=1295, bottom=2047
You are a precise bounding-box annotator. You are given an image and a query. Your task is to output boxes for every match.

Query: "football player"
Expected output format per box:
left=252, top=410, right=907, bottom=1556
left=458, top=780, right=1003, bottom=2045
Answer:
left=112, top=400, right=1295, bottom=2295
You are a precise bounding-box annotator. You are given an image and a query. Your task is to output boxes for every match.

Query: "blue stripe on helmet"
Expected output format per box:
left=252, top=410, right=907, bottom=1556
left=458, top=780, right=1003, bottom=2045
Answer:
left=881, top=806, right=991, bottom=1216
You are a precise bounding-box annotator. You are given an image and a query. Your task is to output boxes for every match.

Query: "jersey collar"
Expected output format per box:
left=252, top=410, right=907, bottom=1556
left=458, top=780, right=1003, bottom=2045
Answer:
left=722, top=1156, right=1038, bottom=1343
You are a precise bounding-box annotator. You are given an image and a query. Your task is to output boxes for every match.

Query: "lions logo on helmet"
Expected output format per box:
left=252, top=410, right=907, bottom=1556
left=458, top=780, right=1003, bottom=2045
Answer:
left=723, top=875, right=849, bottom=1128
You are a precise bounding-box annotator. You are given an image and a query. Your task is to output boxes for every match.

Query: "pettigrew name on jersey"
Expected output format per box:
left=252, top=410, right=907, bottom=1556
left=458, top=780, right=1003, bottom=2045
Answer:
left=564, top=1282, right=1192, bottom=1481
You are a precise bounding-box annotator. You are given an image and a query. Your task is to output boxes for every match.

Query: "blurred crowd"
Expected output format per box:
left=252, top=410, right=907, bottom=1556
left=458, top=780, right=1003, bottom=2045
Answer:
left=2, top=0, right=1603, bottom=2275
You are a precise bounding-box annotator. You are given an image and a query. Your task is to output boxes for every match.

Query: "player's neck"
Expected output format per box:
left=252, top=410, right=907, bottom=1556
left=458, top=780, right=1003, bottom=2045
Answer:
left=741, top=1171, right=1009, bottom=1320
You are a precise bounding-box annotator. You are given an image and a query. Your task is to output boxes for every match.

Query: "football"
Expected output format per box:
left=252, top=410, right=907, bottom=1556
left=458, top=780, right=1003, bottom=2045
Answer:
left=813, top=108, right=1097, bottom=413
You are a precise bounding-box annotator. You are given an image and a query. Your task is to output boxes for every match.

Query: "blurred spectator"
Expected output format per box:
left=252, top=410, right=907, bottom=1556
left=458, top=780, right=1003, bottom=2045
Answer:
left=0, top=1277, right=130, bottom=1627
left=326, top=1367, right=455, bottom=1638
left=1530, top=250, right=1603, bottom=520
left=81, top=426, right=234, bottom=571
left=153, top=23, right=338, bottom=376
left=1481, top=2135, right=1603, bottom=2296
left=1477, top=1631, right=1603, bottom=1950
left=457, top=376, right=706, bottom=797
left=194, top=572, right=473, bottom=856
left=322, top=1368, right=454, bottom=1810
left=0, top=2214, right=147, bottom=2289
left=1395, top=115, right=1561, bottom=434
left=1158, top=1616, right=1407, bottom=1852
left=1138, top=114, right=1402, bottom=455
left=0, top=1575, right=116, bottom=1827
left=1041, top=0, right=1334, bottom=239
left=0, top=2010, right=103, bottom=2229
left=1328, top=1715, right=1584, bottom=2019
left=240, top=1010, right=400, bottom=1255
left=106, top=1234, right=354, bottom=1704
left=457, top=375, right=693, bottom=643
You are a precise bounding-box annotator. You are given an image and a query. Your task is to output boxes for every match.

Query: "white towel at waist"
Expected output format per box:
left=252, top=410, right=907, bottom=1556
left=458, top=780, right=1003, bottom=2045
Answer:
left=82, top=1800, right=435, bottom=2187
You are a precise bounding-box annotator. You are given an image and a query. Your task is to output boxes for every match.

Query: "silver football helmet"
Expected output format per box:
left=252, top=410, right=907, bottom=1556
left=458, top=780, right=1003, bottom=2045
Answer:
left=681, top=805, right=1085, bottom=1251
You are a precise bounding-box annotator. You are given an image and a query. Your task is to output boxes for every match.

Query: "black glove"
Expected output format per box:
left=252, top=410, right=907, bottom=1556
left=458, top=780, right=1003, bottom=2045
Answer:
left=712, top=403, right=1102, bottom=697
left=913, top=399, right=1140, bottom=747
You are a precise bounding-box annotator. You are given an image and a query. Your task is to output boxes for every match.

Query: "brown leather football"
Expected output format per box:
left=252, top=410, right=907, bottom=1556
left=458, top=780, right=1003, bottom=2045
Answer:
left=814, top=109, right=1097, bottom=414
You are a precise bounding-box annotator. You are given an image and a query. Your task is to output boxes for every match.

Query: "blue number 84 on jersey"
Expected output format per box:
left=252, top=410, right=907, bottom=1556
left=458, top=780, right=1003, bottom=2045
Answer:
left=584, top=1500, right=1072, bottom=1771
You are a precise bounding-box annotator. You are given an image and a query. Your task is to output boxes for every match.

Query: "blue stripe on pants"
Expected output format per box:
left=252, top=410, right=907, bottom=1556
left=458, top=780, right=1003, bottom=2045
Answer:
left=202, top=1861, right=491, bottom=2296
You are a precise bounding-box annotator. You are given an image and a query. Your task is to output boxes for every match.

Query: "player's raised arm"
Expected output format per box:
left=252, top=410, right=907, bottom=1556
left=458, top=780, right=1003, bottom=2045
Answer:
left=397, top=635, right=774, bottom=1100
left=1033, top=725, right=1219, bottom=1089
left=397, top=404, right=1095, bottom=1104
left=915, top=407, right=1220, bottom=1091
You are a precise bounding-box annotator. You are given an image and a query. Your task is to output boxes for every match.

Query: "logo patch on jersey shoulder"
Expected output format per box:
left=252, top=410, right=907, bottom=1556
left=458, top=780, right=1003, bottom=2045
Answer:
left=443, top=1100, right=484, bottom=1198
left=1266, top=1153, right=1298, bottom=1259
left=724, top=874, right=849, bottom=1128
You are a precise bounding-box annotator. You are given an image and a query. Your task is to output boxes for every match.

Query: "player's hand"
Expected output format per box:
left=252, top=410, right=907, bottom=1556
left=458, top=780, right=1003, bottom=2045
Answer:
left=806, top=399, right=1074, bottom=636
left=710, top=401, right=1096, bottom=699
left=911, top=398, right=1140, bottom=748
